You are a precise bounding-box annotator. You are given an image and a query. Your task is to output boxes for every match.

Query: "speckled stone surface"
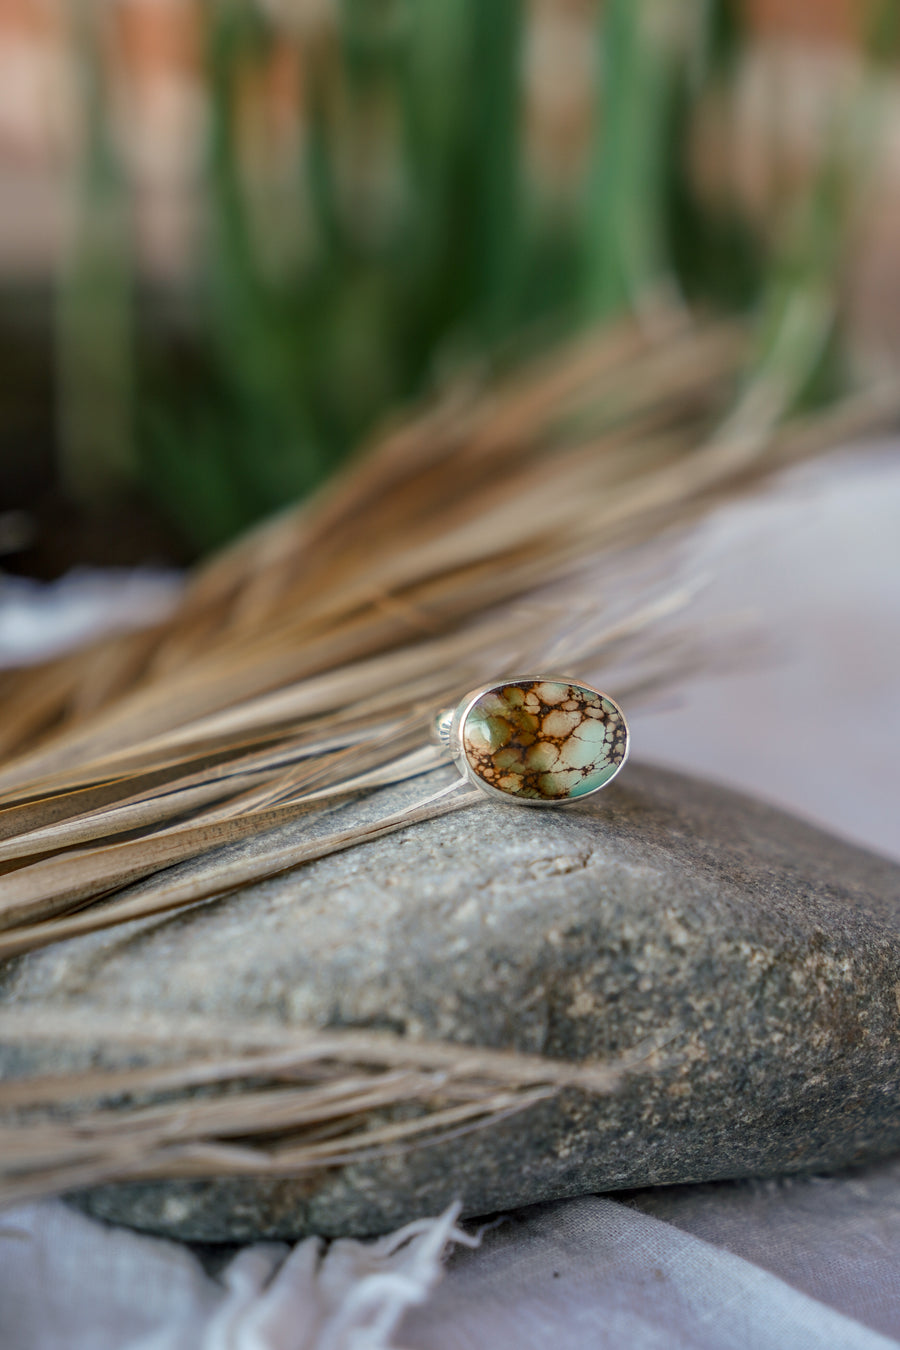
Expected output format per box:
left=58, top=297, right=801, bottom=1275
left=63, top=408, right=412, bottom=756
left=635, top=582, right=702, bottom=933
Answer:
left=458, top=679, right=627, bottom=801
left=1, top=762, right=899, bottom=1242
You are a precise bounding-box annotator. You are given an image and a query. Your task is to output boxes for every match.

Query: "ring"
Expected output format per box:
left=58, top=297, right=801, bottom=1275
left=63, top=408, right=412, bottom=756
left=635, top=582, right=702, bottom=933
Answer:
left=433, top=676, right=629, bottom=805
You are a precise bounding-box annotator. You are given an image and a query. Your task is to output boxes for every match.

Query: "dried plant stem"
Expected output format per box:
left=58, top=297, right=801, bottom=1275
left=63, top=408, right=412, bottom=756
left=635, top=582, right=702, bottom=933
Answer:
left=0, top=1011, right=676, bottom=1208
left=0, top=782, right=478, bottom=957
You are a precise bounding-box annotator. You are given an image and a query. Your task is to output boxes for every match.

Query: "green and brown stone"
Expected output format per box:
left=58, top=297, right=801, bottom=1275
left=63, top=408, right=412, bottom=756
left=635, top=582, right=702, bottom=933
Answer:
left=460, top=679, right=627, bottom=801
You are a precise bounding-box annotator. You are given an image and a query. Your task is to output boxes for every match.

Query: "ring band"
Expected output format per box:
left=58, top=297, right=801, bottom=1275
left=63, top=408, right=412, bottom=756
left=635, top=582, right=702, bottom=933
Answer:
left=432, top=676, right=628, bottom=806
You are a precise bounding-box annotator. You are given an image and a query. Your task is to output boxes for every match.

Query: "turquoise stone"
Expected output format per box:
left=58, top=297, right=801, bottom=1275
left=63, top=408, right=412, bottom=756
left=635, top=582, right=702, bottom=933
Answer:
left=460, top=679, right=627, bottom=802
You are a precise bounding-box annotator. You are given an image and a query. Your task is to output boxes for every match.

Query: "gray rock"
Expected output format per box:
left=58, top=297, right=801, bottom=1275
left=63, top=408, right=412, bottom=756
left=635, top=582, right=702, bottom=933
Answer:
left=2, top=763, right=900, bottom=1242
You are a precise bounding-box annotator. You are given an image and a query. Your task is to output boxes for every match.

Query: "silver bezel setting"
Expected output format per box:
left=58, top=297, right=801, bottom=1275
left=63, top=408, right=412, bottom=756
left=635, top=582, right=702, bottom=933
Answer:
left=437, top=674, right=630, bottom=806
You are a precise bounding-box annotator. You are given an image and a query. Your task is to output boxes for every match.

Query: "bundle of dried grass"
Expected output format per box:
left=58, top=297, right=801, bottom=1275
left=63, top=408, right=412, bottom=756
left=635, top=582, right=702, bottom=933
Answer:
left=0, top=1009, right=677, bottom=1209
left=0, top=309, right=897, bottom=1208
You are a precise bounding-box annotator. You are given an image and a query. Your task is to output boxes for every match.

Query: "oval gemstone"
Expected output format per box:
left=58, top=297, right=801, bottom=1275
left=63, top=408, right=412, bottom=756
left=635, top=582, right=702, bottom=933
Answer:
left=460, top=679, right=627, bottom=802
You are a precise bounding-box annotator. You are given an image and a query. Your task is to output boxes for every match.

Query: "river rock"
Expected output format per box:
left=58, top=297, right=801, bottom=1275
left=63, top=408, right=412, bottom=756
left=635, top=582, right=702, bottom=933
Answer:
left=2, top=762, right=899, bottom=1242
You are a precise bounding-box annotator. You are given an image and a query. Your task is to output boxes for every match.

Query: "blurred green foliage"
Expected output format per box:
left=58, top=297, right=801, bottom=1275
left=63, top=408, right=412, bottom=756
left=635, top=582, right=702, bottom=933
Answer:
left=59, top=0, right=867, bottom=553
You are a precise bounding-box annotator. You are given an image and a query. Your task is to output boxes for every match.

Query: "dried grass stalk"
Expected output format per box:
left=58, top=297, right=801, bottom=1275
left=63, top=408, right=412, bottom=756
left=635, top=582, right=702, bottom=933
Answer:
left=0, top=1011, right=677, bottom=1208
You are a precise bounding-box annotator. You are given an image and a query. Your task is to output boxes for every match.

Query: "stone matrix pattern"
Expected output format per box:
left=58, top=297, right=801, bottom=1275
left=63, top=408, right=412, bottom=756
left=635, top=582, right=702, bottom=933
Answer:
left=3, top=764, right=900, bottom=1242
left=461, top=680, right=626, bottom=801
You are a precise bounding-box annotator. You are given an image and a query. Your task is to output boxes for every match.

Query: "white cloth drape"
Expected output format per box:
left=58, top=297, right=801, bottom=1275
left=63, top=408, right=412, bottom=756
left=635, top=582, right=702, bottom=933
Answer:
left=3, top=1171, right=900, bottom=1349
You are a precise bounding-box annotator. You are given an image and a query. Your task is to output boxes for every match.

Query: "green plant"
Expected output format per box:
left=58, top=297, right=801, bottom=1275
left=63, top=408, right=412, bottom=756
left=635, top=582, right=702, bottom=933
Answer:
left=57, top=0, right=874, bottom=553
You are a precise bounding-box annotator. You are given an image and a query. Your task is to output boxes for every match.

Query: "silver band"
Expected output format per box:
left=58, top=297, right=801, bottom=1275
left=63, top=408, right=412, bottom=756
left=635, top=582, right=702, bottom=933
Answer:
left=432, top=707, right=454, bottom=750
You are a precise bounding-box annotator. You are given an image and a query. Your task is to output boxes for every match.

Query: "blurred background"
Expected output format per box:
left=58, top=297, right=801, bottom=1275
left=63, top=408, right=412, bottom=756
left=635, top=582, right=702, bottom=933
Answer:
left=0, top=0, right=899, bottom=575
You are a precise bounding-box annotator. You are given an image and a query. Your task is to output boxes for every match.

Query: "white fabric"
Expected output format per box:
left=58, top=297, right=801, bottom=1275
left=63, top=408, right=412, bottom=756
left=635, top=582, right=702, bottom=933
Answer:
left=628, top=1158, right=900, bottom=1341
left=405, top=1195, right=900, bottom=1350
left=2, top=1186, right=900, bottom=1349
left=633, top=441, right=900, bottom=863
left=0, top=1201, right=474, bottom=1350
left=0, top=567, right=180, bottom=669
left=2, top=443, right=899, bottom=1348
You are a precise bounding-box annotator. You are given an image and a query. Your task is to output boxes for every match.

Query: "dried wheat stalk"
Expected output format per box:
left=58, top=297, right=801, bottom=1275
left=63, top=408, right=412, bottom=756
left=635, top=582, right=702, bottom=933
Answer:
left=0, top=310, right=896, bottom=1207
left=0, top=1010, right=679, bottom=1208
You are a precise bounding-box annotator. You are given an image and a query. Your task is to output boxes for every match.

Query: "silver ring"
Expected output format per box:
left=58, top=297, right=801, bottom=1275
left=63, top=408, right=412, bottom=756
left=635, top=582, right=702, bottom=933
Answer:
left=432, top=675, right=629, bottom=806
